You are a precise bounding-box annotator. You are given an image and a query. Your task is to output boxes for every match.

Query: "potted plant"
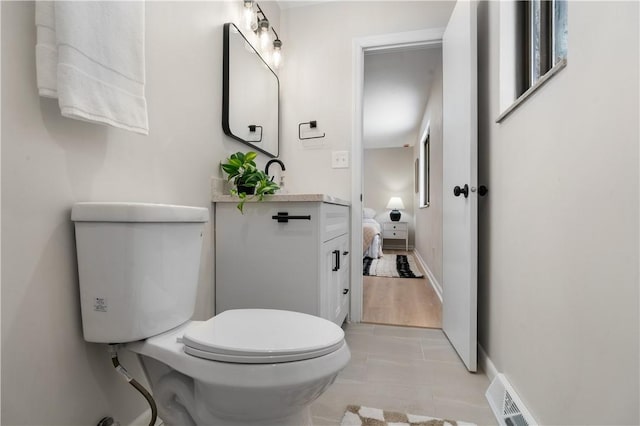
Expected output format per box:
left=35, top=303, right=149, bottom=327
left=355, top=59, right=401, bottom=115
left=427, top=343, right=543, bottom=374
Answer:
left=221, top=151, right=280, bottom=213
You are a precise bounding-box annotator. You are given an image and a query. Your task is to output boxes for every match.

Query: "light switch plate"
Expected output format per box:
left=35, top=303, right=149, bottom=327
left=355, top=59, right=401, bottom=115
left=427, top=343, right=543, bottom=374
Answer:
left=331, top=151, right=349, bottom=169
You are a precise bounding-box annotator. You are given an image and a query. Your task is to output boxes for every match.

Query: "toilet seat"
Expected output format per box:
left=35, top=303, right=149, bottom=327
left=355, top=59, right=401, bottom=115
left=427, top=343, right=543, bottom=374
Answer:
left=181, top=309, right=345, bottom=364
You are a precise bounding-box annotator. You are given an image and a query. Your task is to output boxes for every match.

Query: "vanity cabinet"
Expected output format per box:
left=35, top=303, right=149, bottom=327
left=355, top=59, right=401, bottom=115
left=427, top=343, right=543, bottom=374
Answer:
left=214, top=200, right=350, bottom=325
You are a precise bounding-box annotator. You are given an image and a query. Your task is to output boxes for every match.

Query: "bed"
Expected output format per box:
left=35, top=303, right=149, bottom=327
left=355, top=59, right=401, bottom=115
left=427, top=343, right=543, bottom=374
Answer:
left=363, top=208, right=383, bottom=259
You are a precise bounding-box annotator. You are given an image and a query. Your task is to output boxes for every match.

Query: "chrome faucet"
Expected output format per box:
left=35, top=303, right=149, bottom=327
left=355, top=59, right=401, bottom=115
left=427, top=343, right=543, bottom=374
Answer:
left=265, top=159, right=285, bottom=180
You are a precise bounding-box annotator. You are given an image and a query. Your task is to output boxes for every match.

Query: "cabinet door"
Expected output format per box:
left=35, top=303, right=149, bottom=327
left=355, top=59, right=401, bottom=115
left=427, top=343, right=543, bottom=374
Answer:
left=337, top=235, right=351, bottom=324
left=216, top=202, right=320, bottom=315
left=321, top=233, right=350, bottom=325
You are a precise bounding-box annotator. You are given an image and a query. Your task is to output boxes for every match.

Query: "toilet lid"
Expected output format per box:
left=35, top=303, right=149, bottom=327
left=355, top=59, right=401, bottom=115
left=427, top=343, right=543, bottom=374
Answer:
left=181, top=309, right=345, bottom=364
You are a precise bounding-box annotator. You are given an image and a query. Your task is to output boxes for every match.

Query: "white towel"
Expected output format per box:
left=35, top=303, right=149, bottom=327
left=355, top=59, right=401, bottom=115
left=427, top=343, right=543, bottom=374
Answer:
left=35, top=1, right=149, bottom=135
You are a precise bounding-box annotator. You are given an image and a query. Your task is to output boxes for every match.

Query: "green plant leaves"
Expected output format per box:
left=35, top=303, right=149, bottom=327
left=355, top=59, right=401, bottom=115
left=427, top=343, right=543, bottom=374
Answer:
left=221, top=151, right=259, bottom=183
left=220, top=151, right=281, bottom=214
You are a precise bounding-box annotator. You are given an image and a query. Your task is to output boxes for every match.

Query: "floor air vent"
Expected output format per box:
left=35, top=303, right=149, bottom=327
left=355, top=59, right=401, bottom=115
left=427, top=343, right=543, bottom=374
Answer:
left=486, top=374, right=536, bottom=426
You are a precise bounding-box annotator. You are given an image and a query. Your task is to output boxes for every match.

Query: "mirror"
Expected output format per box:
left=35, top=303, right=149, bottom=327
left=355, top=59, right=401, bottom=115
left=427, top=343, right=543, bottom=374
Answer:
left=223, top=23, right=279, bottom=158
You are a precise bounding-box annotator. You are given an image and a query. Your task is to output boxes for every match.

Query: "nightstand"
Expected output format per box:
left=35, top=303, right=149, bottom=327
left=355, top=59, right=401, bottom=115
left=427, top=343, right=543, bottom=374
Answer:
left=382, top=221, right=408, bottom=251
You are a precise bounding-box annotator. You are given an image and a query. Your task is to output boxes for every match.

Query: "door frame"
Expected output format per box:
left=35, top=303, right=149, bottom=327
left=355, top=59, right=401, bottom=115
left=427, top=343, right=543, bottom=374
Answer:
left=350, top=28, right=445, bottom=323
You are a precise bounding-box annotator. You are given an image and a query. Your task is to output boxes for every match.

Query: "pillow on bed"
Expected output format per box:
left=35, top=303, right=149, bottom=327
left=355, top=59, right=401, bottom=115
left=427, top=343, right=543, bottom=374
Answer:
left=363, top=207, right=376, bottom=219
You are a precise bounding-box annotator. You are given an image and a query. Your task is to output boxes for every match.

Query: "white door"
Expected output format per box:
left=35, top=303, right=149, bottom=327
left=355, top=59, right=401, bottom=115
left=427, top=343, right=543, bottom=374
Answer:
left=442, top=0, right=478, bottom=372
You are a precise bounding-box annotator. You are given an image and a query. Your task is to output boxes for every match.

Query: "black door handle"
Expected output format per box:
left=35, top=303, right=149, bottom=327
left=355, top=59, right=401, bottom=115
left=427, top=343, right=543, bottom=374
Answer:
left=453, top=184, right=469, bottom=198
left=478, top=185, right=488, bottom=196
left=332, top=250, right=340, bottom=271
left=343, top=289, right=349, bottom=295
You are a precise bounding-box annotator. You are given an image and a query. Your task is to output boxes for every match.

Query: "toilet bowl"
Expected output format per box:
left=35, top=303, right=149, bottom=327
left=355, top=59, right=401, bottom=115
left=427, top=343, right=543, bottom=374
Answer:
left=127, top=309, right=350, bottom=426
left=71, top=202, right=350, bottom=426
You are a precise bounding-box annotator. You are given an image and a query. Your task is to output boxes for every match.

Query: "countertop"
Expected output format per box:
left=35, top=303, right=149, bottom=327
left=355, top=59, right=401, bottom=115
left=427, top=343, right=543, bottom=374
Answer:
left=211, top=193, right=351, bottom=207
left=210, top=177, right=350, bottom=206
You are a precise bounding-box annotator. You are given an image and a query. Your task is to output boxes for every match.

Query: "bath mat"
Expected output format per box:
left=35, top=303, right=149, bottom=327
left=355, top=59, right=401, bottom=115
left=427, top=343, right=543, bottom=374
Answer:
left=340, top=405, right=476, bottom=426
left=363, top=254, right=424, bottom=278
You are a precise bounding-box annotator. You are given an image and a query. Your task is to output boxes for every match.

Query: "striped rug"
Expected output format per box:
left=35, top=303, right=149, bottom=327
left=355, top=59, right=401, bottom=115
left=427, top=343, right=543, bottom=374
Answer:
left=363, top=254, right=423, bottom=278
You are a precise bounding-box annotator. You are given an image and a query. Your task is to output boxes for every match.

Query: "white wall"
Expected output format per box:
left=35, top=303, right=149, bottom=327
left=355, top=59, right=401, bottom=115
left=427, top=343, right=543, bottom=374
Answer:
left=279, top=1, right=455, bottom=200
left=0, top=2, right=280, bottom=424
left=413, top=55, right=443, bottom=286
left=363, top=147, right=415, bottom=247
left=477, top=1, right=639, bottom=424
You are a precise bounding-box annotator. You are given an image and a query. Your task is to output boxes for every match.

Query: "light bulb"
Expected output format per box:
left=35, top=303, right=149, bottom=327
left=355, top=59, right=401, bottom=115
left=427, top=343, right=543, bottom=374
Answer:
left=272, top=39, right=282, bottom=69
left=260, top=32, right=270, bottom=51
left=242, top=0, right=257, bottom=31
left=258, top=19, right=270, bottom=51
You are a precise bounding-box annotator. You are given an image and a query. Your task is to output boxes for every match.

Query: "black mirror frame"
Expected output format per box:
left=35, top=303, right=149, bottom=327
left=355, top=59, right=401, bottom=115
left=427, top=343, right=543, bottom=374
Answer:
left=222, top=22, right=280, bottom=158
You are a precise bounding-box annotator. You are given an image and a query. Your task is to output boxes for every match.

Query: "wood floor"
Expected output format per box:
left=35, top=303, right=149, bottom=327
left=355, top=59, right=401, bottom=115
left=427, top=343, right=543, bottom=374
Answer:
left=362, top=250, right=442, bottom=329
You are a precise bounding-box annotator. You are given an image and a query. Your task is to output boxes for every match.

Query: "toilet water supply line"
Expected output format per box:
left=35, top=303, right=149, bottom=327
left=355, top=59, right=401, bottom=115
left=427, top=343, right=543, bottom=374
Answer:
left=108, top=344, right=158, bottom=426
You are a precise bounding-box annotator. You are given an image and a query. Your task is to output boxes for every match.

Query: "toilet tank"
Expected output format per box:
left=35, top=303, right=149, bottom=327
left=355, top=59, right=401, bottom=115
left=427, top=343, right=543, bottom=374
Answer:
left=71, top=202, right=209, bottom=343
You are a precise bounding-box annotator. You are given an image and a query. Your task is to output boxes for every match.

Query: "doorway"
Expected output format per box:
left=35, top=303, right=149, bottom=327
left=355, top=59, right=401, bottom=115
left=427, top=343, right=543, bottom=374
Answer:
left=351, top=1, right=479, bottom=372
left=360, top=44, right=443, bottom=329
left=349, top=28, right=444, bottom=323
left=350, top=28, right=444, bottom=322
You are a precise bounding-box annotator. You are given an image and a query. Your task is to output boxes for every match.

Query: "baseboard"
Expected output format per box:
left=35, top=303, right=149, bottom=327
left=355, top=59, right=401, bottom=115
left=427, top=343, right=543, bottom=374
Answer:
left=412, top=249, right=442, bottom=302
left=383, top=244, right=415, bottom=250
left=128, top=410, right=163, bottom=426
left=478, top=344, right=499, bottom=382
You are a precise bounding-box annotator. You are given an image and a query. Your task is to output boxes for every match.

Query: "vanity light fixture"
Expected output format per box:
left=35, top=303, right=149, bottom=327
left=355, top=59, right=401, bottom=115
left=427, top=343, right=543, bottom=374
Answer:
left=250, top=1, right=284, bottom=69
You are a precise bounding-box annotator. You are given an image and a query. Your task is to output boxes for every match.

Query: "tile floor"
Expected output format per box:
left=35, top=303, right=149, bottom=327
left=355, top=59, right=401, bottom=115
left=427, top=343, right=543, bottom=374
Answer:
left=310, top=323, right=497, bottom=426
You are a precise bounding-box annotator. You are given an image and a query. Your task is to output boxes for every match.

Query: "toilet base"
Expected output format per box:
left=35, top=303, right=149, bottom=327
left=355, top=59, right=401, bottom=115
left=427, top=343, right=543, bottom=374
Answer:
left=153, top=369, right=315, bottom=426
left=127, top=323, right=350, bottom=426
left=138, top=356, right=325, bottom=426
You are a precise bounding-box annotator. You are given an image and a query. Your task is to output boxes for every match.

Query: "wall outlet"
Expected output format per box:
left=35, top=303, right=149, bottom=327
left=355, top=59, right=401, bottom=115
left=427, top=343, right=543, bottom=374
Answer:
left=332, top=151, right=349, bottom=169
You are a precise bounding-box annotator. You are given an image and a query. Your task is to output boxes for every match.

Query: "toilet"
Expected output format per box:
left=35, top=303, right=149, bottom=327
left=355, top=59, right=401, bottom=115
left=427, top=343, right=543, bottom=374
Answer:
left=72, top=202, right=350, bottom=426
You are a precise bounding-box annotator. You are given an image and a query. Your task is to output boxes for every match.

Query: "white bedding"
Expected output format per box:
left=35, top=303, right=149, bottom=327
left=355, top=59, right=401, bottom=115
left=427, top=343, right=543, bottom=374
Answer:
left=364, top=234, right=382, bottom=258
left=363, top=218, right=383, bottom=258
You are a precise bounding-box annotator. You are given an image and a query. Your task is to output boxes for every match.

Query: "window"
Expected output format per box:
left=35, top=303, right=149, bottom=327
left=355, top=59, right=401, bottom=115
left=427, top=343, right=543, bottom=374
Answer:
left=516, top=0, right=568, bottom=96
left=419, top=130, right=430, bottom=208
left=498, top=0, right=568, bottom=120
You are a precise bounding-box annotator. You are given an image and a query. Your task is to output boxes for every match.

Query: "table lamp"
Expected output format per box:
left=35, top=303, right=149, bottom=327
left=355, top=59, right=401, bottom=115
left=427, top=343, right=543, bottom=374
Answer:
left=386, top=197, right=405, bottom=221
